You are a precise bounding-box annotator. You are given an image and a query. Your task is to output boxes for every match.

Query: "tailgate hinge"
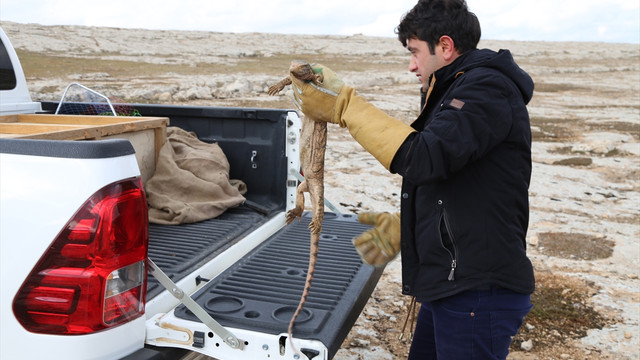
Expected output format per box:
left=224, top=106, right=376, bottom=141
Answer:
left=147, top=257, right=243, bottom=350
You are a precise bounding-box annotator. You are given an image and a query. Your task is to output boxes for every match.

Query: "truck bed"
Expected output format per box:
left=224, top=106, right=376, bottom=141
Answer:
left=39, top=102, right=383, bottom=359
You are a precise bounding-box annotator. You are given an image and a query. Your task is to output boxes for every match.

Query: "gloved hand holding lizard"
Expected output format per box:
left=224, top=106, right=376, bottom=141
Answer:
left=289, top=63, right=416, bottom=170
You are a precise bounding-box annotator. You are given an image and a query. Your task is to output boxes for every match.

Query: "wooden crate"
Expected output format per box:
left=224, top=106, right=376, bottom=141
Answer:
left=0, top=114, right=169, bottom=183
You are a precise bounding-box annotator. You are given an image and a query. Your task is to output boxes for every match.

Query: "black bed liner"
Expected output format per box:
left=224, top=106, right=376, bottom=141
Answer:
left=146, top=205, right=274, bottom=299
left=173, top=211, right=382, bottom=359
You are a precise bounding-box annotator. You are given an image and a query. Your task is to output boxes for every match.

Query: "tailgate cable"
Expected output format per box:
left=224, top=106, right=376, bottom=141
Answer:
left=147, top=258, right=243, bottom=350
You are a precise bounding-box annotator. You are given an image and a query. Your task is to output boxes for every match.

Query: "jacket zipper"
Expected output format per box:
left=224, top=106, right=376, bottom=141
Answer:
left=440, top=208, right=459, bottom=281
left=448, top=259, right=457, bottom=281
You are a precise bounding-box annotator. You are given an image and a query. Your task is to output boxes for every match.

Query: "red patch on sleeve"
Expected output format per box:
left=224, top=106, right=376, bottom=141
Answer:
left=450, top=98, right=465, bottom=110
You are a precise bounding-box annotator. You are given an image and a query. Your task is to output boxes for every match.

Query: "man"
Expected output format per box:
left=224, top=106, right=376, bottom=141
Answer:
left=290, top=0, right=535, bottom=358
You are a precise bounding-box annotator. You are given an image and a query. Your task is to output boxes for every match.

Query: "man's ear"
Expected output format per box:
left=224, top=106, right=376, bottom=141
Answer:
left=438, top=35, right=457, bottom=61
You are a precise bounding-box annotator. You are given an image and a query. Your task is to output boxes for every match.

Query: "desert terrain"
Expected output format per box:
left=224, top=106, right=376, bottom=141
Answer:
left=2, top=21, right=638, bottom=359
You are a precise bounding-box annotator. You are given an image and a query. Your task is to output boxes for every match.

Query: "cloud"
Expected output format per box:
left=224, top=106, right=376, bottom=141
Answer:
left=472, top=0, right=639, bottom=43
left=1, top=0, right=638, bottom=43
left=341, top=13, right=406, bottom=37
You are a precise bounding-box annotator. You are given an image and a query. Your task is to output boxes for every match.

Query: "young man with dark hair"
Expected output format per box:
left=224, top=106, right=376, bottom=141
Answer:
left=290, top=0, right=535, bottom=358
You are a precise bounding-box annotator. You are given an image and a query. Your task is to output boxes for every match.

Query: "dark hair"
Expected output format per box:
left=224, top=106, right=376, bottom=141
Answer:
left=396, top=0, right=481, bottom=55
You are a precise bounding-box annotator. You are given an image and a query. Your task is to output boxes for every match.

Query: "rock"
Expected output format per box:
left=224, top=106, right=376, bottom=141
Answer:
left=155, top=92, right=172, bottom=102
left=186, top=86, right=213, bottom=100
left=574, top=132, right=636, bottom=155
left=350, top=338, right=370, bottom=347
left=521, top=339, right=533, bottom=351
left=223, top=79, right=252, bottom=94
left=128, top=88, right=158, bottom=101
left=172, top=90, right=190, bottom=102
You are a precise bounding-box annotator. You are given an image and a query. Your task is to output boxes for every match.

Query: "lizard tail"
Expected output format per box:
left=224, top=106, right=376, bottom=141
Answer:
left=288, top=281, right=309, bottom=357
left=288, top=233, right=319, bottom=357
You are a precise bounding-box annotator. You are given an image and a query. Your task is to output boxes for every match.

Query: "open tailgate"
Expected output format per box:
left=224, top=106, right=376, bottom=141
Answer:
left=150, top=211, right=382, bottom=360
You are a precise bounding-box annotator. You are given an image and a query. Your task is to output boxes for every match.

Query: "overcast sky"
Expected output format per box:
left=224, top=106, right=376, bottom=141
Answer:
left=1, top=0, right=638, bottom=43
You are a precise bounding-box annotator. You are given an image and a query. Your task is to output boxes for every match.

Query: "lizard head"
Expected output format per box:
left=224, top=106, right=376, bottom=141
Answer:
left=289, top=60, right=315, bottom=81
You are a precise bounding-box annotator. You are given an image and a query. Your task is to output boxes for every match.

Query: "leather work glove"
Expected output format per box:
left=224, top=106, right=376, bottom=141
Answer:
left=352, top=212, right=401, bottom=267
left=291, top=63, right=344, bottom=124
left=290, top=63, right=416, bottom=170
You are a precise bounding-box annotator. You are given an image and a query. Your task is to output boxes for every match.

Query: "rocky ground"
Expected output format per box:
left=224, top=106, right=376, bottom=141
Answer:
left=2, top=21, right=638, bottom=359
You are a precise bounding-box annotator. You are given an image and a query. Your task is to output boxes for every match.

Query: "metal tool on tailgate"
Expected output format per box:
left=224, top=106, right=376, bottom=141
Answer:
left=147, top=258, right=243, bottom=350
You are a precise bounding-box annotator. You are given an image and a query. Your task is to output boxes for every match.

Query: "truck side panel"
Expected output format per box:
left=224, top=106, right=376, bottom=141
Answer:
left=0, top=139, right=147, bottom=360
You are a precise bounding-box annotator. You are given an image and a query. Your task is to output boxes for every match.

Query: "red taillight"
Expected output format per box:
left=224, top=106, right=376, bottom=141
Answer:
left=13, top=177, right=149, bottom=335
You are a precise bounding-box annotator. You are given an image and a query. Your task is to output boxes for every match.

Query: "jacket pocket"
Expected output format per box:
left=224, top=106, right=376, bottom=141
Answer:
left=439, top=207, right=459, bottom=281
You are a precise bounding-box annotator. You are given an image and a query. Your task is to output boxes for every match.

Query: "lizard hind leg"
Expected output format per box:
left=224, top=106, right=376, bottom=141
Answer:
left=285, top=180, right=307, bottom=225
left=308, top=214, right=323, bottom=235
left=306, top=181, right=324, bottom=234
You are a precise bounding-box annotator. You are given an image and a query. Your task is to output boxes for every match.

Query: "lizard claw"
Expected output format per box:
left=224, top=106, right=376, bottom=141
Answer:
left=268, top=84, right=284, bottom=96
left=308, top=220, right=322, bottom=234
left=286, top=209, right=303, bottom=225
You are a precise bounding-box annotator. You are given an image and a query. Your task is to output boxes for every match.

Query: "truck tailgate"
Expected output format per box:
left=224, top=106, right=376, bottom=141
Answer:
left=173, top=211, right=381, bottom=359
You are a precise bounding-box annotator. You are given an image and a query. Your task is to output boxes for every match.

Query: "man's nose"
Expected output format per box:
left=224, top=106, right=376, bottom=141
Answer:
left=408, top=57, right=418, bottom=72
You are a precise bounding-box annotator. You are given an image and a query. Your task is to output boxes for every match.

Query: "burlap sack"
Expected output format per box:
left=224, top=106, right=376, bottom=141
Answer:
left=146, top=127, right=246, bottom=224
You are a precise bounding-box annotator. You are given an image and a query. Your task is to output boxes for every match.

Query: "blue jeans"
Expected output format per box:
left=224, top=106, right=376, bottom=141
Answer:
left=408, top=287, right=532, bottom=360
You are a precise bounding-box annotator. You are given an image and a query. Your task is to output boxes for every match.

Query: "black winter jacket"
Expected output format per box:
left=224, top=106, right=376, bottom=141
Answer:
left=390, top=48, right=535, bottom=302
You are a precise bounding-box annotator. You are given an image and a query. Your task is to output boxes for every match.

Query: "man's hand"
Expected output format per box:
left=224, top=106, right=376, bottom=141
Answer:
left=290, top=63, right=345, bottom=124
left=290, top=62, right=416, bottom=170
left=353, top=212, right=401, bottom=267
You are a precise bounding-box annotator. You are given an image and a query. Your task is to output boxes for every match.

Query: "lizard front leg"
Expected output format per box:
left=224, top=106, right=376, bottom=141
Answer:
left=267, top=77, right=293, bottom=96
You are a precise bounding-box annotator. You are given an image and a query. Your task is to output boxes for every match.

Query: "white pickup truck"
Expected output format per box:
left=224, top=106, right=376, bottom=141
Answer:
left=0, top=27, right=382, bottom=360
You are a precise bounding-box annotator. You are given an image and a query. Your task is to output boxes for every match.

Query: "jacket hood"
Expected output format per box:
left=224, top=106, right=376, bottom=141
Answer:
left=439, top=48, right=534, bottom=104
